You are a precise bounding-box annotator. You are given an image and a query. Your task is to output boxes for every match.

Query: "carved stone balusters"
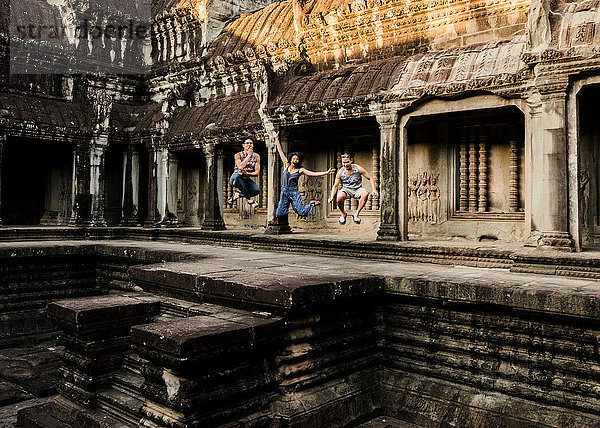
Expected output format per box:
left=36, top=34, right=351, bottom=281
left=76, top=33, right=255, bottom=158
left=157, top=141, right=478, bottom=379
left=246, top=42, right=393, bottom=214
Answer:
left=459, top=129, right=468, bottom=212
left=478, top=129, right=488, bottom=213
left=261, top=160, right=267, bottom=208
left=201, top=143, right=226, bottom=230
left=372, top=143, right=380, bottom=210
left=366, top=145, right=373, bottom=210
left=222, top=160, right=228, bottom=209
left=509, top=129, right=520, bottom=212
left=468, top=128, right=479, bottom=212
left=345, top=144, right=353, bottom=212
left=226, top=168, right=233, bottom=209
left=333, top=146, right=342, bottom=210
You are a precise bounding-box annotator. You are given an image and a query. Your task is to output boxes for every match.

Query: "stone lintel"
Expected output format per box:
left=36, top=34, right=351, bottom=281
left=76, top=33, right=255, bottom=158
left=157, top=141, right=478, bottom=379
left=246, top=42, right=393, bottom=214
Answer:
left=131, top=314, right=282, bottom=363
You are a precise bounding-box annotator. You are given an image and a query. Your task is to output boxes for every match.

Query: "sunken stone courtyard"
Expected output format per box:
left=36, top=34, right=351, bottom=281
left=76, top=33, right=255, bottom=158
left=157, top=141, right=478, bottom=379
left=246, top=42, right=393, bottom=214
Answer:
left=2, top=0, right=600, bottom=426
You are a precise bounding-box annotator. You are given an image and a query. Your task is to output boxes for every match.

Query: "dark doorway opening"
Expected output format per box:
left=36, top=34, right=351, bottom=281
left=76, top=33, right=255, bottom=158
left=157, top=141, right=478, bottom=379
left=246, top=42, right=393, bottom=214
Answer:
left=2, top=138, right=73, bottom=225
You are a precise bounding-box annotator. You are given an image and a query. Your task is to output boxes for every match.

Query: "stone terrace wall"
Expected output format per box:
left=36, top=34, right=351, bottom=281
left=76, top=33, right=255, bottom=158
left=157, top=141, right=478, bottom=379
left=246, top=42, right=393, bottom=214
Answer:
left=0, top=244, right=99, bottom=348
left=381, top=275, right=600, bottom=427
left=0, top=243, right=203, bottom=348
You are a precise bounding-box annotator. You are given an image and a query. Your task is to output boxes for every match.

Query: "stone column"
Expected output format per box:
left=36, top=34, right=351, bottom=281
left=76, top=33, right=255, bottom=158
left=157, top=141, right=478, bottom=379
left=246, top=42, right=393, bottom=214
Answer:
left=0, top=134, right=4, bottom=227
left=71, top=142, right=93, bottom=226
left=165, top=152, right=178, bottom=225
left=265, top=130, right=291, bottom=234
left=217, top=148, right=225, bottom=216
left=529, top=81, right=574, bottom=250
left=144, top=146, right=158, bottom=227
left=376, top=112, right=403, bottom=240
left=121, top=146, right=140, bottom=226
left=156, top=147, right=169, bottom=224
left=201, top=143, right=226, bottom=230
left=90, top=142, right=107, bottom=226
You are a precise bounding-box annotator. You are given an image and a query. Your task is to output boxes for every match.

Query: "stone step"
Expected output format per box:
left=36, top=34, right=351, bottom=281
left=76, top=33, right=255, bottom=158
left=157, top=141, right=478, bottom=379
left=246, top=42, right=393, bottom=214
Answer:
left=16, top=403, right=71, bottom=428
left=358, top=415, right=426, bottom=428
left=112, top=369, right=144, bottom=398
left=96, top=388, right=143, bottom=426
left=17, top=397, right=124, bottom=428
left=122, top=352, right=147, bottom=375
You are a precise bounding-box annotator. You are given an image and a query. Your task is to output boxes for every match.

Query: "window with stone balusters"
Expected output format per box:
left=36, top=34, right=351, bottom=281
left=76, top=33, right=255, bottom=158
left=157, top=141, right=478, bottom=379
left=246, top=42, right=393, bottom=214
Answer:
left=454, top=120, right=524, bottom=219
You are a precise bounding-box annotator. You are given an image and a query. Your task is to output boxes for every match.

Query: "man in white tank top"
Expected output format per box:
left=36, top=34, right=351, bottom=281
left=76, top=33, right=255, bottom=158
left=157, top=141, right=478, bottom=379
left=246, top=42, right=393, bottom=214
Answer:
left=328, top=152, right=378, bottom=224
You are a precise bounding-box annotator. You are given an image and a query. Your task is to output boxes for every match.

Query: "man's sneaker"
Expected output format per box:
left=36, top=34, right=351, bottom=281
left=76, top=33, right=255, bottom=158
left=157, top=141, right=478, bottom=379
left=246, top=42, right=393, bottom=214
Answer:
left=339, top=215, right=346, bottom=225
left=352, top=215, right=361, bottom=224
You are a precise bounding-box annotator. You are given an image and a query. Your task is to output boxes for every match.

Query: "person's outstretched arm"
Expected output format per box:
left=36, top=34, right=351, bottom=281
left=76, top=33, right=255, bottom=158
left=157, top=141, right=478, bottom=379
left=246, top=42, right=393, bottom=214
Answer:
left=273, top=131, right=288, bottom=167
left=328, top=170, right=342, bottom=203
left=356, top=165, right=379, bottom=198
left=300, top=167, right=336, bottom=177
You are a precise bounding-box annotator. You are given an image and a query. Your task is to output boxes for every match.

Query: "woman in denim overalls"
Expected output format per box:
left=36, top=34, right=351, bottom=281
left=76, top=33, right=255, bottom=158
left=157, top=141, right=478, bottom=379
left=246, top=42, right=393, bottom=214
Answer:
left=273, top=131, right=335, bottom=218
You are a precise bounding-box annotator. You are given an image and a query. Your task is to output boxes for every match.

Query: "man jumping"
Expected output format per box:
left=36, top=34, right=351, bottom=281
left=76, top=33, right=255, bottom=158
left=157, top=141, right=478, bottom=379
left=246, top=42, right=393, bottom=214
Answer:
left=328, top=152, right=378, bottom=224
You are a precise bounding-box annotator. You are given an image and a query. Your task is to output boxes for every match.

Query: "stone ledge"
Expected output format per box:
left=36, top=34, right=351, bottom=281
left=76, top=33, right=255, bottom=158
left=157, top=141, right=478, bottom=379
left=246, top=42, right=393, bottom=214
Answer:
left=129, top=263, right=382, bottom=312
left=383, top=267, right=600, bottom=319
left=48, top=295, right=161, bottom=338
left=131, top=313, right=282, bottom=363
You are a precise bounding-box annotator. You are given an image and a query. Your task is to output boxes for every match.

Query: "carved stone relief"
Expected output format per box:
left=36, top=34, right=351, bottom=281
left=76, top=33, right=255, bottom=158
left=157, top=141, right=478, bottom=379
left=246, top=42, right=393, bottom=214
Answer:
left=408, top=172, right=441, bottom=224
left=299, top=175, right=323, bottom=221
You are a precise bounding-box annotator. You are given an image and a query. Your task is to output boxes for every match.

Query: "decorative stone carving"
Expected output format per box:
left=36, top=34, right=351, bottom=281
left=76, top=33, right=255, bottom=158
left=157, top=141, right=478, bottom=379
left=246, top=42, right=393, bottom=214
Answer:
left=459, top=130, right=468, bottom=212
left=509, top=136, right=520, bottom=212
left=468, top=130, right=479, bottom=212
left=202, top=143, right=226, bottom=230
left=372, top=144, right=380, bottom=210
left=580, top=166, right=590, bottom=228
left=376, top=111, right=401, bottom=240
left=408, top=172, right=440, bottom=224
left=526, top=0, right=551, bottom=53
left=478, top=132, right=488, bottom=213
left=299, top=176, right=323, bottom=220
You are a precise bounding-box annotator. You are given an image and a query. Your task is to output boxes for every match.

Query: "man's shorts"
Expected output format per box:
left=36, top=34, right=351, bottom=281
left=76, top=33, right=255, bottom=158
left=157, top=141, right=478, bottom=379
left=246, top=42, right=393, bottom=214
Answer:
left=340, top=187, right=368, bottom=199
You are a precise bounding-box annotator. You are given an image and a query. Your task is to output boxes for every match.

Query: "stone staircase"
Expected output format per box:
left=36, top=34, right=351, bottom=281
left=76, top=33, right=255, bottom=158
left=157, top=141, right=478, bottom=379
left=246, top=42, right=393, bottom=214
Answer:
left=96, top=353, right=146, bottom=426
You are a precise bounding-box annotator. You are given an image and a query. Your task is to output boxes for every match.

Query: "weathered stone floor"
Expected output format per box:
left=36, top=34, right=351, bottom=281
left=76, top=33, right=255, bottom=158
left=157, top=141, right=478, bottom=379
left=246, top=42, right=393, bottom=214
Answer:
left=0, top=339, right=61, bottom=427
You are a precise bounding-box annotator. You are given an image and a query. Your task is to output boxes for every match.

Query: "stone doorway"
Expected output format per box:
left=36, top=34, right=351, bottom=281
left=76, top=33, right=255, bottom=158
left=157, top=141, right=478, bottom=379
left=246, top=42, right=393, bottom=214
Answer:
left=1, top=137, right=73, bottom=225
left=578, top=85, right=600, bottom=248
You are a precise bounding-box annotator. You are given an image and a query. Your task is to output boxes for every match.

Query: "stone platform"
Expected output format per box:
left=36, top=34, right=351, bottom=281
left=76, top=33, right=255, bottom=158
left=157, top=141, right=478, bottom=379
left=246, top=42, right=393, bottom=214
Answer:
left=4, top=226, right=600, bottom=280
left=4, top=238, right=600, bottom=426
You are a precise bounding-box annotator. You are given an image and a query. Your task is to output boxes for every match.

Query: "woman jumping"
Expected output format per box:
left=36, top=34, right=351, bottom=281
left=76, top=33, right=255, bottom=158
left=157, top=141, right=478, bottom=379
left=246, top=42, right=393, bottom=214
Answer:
left=274, top=131, right=335, bottom=218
